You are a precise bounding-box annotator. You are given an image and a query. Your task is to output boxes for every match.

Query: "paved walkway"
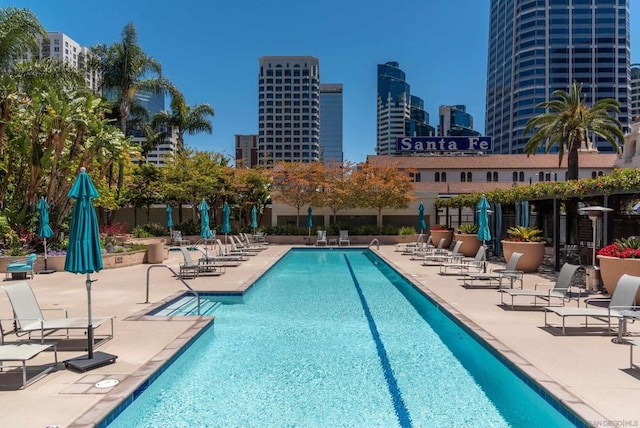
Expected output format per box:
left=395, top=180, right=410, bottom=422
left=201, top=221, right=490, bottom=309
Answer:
left=0, top=244, right=638, bottom=427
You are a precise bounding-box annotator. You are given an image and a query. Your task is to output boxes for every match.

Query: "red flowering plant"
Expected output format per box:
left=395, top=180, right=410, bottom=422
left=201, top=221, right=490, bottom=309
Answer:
left=431, top=224, right=450, bottom=231
left=598, top=237, right=640, bottom=259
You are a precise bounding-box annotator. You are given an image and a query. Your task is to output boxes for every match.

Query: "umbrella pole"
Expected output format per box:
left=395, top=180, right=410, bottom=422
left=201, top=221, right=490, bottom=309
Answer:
left=86, top=273, right=94, bottom=359
left=43, top=238, right=48, bottom=270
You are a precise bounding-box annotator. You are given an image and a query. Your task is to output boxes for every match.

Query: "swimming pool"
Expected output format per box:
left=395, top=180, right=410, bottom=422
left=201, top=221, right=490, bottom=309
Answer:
left=104, top=248, right=584, bottom=427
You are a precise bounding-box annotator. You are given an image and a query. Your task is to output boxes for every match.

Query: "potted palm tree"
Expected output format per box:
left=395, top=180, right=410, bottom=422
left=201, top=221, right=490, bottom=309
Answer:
left=454, top=223, right=482, bottom=257
left=501, top=226, right=545, bottom=272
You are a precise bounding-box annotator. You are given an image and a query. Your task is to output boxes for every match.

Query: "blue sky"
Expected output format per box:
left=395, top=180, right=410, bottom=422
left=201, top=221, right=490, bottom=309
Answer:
left=6, top=0, right=640, bottom=163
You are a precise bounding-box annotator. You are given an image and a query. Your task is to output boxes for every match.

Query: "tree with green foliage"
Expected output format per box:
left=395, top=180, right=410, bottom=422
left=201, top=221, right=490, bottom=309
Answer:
left=123, top=164, right=164, bottom=226
left=271, top=162, right=325, bottom=227
left=314, top=162, right=356, bottom=225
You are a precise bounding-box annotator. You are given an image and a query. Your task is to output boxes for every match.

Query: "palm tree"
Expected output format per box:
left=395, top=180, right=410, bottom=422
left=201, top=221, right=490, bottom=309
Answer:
left=0, top=7, right=45, bottom=73
left=523, top=81, right=625, bottom=180
left=153, top=90, right=214, bottom=149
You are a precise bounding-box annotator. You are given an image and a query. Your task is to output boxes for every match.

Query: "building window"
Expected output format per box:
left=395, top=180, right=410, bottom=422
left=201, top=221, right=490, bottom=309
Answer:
left=519, top=171, right=524, bottom=182
left=487, top=172, right=493, bottom=182
left=493, top=171, right=498, bottom=182
left=592, top=171, right=597, bottom=178
left=512, top=171, right=518, bottom=182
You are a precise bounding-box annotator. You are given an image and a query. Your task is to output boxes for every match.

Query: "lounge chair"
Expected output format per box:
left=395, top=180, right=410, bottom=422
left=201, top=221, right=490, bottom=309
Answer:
left=439, top=246, right=486, bottom=275
left=5, top=254, right=37, bottom=280
left=628, top=338, right=640, bottom=369
left=316, top=230, right=328, bottom=246
left=0, top=342, right=58, bottom=388
left=177, top=248, right=200, bottom=279
left=215, top=239, right=249, bottom=261
left=0, top=281, right=114, bottom=345
left=339, top=230, right=350, bottom=246
left=231, top=236, right=261, bottom=253
left=499, top=263, right=580, bottom=309
left=544, top=273, right=640, bottom=335
left=194, top=247, right=241, bottom=267
left=229, top=237, right=257, bottom=255
left=171, top=231, right=191, bottom=247
left=421, top=241, right=464, bottom=266
left=463, top=252, right=524, bottom=288
left=410, top=237, right=445, bottom=260
left=241, top=233, right=267, bottom=249
left=396, top=234, right=424, bottom=252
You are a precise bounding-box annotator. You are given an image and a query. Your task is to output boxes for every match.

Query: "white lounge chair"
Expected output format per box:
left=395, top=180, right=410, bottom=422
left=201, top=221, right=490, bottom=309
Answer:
left=500, top=263, right=580, bottom=309
left=463, top=252, right=524, bottom=288
left=194, top=247, right=241, bottom=267
left=215, top=239, right=249, bottom=261
left=316, top=230, right=327, bottom=246
left=241, top=233, right=267, bottom=250
left=410, top=237, right=445, bottom=260
left=171, top=231, right=191, bottom=246
left=0, top=342, right=58, bottom=388
left=544, top=273, right=640, bottom=335
left=396, top=234, right=424, bottom=252
left=421, top=241, right=464, bottom=266
left=229, top=237, right=257, bottom=255
left=178, top=247, right=223, bottom=277
left=0, top=281, right=114, bottom=345
left=439, top=246, right=486, bottom=275
left=339, top=230, right=350, bottom=246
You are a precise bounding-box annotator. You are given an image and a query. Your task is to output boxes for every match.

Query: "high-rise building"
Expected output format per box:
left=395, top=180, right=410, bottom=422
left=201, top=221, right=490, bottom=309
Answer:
left=235, top=134, right=259, bottom=168
left=485, top=0, right=631, bottom=154
left=438, top=105, right=481, bottom=137
left=377, top=61, right=432, bottom=155
left=257, top=56, right=321, bottom=166
left=319, top=83, right=343, bottom=164
left=630, top=64, right=640, bottom=121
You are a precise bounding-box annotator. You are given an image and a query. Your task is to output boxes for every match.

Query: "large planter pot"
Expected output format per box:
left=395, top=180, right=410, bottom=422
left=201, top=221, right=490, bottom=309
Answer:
left=501, top=241, right=545, bottom=273
left=430, top=229, right=453, bottom=249
left=597, top=255, right=640, bottom=303
left=454, top=233, right=482, bottom=257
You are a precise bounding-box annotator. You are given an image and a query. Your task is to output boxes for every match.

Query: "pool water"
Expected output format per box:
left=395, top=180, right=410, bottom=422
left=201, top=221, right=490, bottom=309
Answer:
left=106, top=249, right=581, bottom=427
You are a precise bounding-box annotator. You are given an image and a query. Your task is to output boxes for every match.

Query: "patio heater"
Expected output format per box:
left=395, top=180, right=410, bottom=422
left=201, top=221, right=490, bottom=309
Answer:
left=578, top=206, right=613, bottom=291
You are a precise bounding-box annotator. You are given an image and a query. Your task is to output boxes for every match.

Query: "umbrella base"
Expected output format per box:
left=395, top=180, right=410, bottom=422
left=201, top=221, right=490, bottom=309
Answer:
left=64, top=351, right=117, bottom=372
left=37, top=269, right=56, bottom=275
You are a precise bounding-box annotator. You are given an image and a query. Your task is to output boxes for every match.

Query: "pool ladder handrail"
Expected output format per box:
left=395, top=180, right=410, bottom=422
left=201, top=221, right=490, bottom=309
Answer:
left=369, top=238, right=380, bottom=250
left=145, top=265, right=201, bottom=315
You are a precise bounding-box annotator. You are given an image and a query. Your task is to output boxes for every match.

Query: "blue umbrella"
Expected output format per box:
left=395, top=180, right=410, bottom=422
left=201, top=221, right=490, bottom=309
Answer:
left=37, top=196, right=55, bottom=273
left=166, top=205, right=173, bottom=231
left=251, top=206, right=258, bottom=231
left=477, top=195, right=491, bottom=272
left=64, top=167, right=115, bottom=369
left=417, top=202, right=426, bottom=234
left=515, top=201, right=521, bottom=227
left=307, top=206, right=313, bottom=242
left=522, top=200, right=530, bottom=228
left=494, top=203, right=502, bottom=256
left=221, top=201, right=231, bottom=245
left=198, top=199, right=213, bottom=256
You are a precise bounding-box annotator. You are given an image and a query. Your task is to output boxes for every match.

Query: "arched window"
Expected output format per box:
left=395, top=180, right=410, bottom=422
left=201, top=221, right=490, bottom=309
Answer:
left=592, top=171, right=597, bottom=178
left=519, top=171, right=524, bottom=182
left=598, top=171, right=603, bottom=177
left=441, top=172, right=447, bottom=182
left=513, top=172, right=518, bottom=182
left=539, top=171, right=544, bottom=182
left=493, top=171, right=498, bottom=182
left=435, top=172, right=440, bottom=182
left=461, top=172, right=466, bottom=182
left=467, top=172, right=472, bottom=182
left=486, top=172, right=492, bottom=182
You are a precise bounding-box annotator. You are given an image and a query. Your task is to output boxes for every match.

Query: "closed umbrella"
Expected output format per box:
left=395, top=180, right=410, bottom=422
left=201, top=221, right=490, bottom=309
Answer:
left=306, top=206, right=313, bottom=244
left=63, top=167, right=116, bottom=371
left=198, top=199, right=213, bottom=256
left=522, top=201, right=530, bottom=228
left=477, top=195, right=492, bottom=273
left=251, top=206, right=258, bottom=233
left=221, top=201, right=231, bottom=245
left=37, top=196, right=55, bottom=274
left=494, top=203, right=502, bottom=256
left=515, top=201, right=521, bottom=227
left=417, top=202, right=426, bottom=234
left=166, top=205, right=173, bottom=235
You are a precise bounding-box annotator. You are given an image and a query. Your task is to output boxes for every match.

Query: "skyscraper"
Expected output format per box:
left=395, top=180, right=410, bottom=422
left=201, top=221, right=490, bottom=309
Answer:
left=630, top=64, right=640, bottom=121
left=377, top=61, right=432, bottom=155
left=257, top=56, right=321, bottom=166
left=319, top=83, right=343, bottom=164
left=438, top=105, right=480, bottom=137
left=485, top=0, right=631, bottom=154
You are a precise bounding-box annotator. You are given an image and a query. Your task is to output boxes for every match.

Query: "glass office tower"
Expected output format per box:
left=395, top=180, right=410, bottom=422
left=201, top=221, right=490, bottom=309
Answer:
left=319, top=83, right=344, bottom=164
left=485, top=0, right=631, bottom=154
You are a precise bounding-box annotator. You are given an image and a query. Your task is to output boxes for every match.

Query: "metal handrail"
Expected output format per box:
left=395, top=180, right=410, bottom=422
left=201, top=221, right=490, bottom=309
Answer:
left=369, top=238, right=380, bottom=250
left=145, top=265, right=201, bottom=315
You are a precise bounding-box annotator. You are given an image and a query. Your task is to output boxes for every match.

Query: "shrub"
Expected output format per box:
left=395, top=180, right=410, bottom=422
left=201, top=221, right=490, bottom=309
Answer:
left=457, top=223, right=479, bottom=234
left=176, top=219, right=200, bottom=236
left=431, top=224, right=450, bottom=230
left=398, top=226, right=417, bottom=236
left=504, top=226, right=543, bottom=242
left=99, top=222, right=128, bottom=236
left=132, top=226, right=153, bottom=239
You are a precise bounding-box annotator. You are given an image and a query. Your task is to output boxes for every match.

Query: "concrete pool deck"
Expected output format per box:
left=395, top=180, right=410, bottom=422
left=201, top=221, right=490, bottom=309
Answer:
left=0, top=244, right=637, bottom=427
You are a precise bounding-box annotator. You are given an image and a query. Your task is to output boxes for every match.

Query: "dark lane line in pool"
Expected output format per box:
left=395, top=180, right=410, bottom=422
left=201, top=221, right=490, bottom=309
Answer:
left=343, top=254, right=412, bottom=428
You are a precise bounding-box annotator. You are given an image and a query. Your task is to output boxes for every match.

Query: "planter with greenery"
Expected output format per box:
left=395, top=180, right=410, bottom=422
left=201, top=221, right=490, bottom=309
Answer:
left=501, top=226, right=545, bottom=273
left=597, top=238, right=640, bottom=302
left=430, top=224, right=453, bottom=249
left=454, top=223, right=482, bottom=257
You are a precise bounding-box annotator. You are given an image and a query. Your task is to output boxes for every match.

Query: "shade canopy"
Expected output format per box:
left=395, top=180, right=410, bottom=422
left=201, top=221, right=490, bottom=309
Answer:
left=37, top=196, right=54, bottom=239
left=64, top=168, right=103, bottom=274
left=166, top=205, right=173, bottom=229
left=198, top=199, right=213, bottom=240
left=307, top=206, right=313, bottom=229
left=251, top=206, right=258, bottom=229
left=221, top=202, right=231, bottom=234
left=417, top=203, right=426, bottom=233
left=477, top=195, right=491, bottom=242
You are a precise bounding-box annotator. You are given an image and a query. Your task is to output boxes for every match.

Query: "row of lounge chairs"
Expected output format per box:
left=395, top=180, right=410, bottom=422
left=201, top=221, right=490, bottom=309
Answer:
left=398, top=234, right=640, bottom=367
left=315, top=230, right=350, bottom=246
